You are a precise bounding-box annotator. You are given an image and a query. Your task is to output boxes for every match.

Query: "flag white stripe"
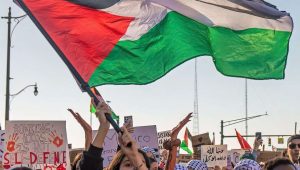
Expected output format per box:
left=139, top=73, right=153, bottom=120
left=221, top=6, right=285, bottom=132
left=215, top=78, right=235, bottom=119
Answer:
left=150, top=0, right=293, bottom=31
left=101, top=0, right=167, bottom=41
left=101, top=0, right=292, bottom=41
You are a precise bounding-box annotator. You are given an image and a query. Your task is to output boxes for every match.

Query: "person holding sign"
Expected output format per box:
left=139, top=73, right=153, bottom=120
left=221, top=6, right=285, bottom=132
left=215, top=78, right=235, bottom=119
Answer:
left=106, top=126, right=150, bottom=170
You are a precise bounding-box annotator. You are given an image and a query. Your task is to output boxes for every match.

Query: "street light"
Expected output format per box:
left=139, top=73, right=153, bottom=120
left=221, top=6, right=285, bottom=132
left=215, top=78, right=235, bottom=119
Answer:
left=10, top=83, right=38, bottom=97
left=9, top=83, right=39, bottom=117
left=1, top=7, right=28, bottom=122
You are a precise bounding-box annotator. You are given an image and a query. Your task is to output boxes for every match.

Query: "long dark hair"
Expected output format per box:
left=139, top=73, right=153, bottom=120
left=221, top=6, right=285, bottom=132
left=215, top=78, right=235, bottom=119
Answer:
left=263, top=157, right=296, bottom=170
left=72, top=152, right=83, bottom=170
left=107, top=149, right=150, bottom=170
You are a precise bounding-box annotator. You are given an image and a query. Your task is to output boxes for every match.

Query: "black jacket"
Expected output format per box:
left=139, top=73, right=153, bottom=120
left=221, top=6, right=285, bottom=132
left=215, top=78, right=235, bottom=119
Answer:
left=77, top=144, right=104, bottom=170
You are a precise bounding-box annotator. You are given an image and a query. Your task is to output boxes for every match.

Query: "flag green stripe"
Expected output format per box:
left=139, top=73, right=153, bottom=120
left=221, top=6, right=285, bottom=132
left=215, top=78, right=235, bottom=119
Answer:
left=180, top=141, right=193, bottom=155
left=90, top=103, right=97, bottom=113
left=90, top=104, right=119, bottom=120
left=88, top=12, right=291, bottom=86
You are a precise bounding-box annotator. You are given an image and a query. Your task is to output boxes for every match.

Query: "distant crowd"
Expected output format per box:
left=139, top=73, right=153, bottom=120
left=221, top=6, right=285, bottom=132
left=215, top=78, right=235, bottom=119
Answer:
left=3, top=100, right=300, bottom=170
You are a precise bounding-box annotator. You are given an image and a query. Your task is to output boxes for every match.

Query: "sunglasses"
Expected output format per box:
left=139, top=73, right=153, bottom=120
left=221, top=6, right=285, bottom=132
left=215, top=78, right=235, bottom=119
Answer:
left=289, top=143, right=300, bottom=149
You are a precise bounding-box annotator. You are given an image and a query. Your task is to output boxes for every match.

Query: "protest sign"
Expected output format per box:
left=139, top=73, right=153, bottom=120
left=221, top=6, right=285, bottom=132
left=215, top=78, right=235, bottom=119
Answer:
left=3, top=121, right=68, bottom=169
left=0, top=130, right=5, bottom=162
left=93, top=125, right=159, bottom=167
left=191, top=133, right=211, bottom=159
left=200, top=145, right=227, bottom=168
left=157, top=130, right=171, bottom=150
left=191, top=133, right=211, bottom=147
left=228, top=149, right=245, bottom=166
left=0, top=130, right=5, bottom=170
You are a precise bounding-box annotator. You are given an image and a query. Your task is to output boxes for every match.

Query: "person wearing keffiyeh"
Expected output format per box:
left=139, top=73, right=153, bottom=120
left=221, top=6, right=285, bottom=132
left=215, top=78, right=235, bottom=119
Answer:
left=186, top=160, right=208, bottom=170
left=234, top=159, right=261, bottom=170
left=175, top=164, right=188, bottom=170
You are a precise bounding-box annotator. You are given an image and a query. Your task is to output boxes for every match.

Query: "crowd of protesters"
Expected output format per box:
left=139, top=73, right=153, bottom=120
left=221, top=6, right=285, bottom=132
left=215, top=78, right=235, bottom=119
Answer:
left=6, top=100, right=299, bottom=170
left=65, top=100, right=300, bottom=170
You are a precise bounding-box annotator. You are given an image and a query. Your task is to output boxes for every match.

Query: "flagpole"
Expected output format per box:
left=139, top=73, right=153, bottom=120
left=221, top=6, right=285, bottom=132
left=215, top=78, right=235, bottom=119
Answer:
left=90, top=112, right=93, bottom=129
left=16, top=0, right=121, bottom=133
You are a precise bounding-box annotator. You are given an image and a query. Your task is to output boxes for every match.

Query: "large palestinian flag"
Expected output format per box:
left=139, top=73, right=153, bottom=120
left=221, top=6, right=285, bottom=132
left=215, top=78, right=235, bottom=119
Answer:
left=15, top=0, right=293, bottom=87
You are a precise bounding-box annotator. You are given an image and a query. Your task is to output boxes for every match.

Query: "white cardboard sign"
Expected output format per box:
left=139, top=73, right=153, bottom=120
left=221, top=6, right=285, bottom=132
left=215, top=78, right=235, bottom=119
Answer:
left=3, top=121, right=68, bottom=169
left=157, top=130, right=171, bottom=150
left=93, top=125, right=159, bottom=167
left=200, top=145, right=227, bottom=167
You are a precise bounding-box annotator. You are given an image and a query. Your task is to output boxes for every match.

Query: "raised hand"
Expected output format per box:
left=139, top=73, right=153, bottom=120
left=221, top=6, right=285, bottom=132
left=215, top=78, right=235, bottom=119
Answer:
left=170, top=112, right=192, bottom=140
left=165, top=112, right=192, bottom=170
left=253, top=137, right=263, bottom=151
left=68, top=108, right=92, bottom=150
left=92, top=100, right=112, bottom=130
left=91, top=100, right=112, bottom=148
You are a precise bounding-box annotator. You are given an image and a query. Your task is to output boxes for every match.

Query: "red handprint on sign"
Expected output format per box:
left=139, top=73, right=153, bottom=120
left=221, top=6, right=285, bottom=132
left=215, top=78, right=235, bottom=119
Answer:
left=6, top=133, right=19, bottom=152
left=48, top=130, right=64, bottom=148
left=56, top=164, right=66, bottom=170
left=43, top=164, right=66, bottom=170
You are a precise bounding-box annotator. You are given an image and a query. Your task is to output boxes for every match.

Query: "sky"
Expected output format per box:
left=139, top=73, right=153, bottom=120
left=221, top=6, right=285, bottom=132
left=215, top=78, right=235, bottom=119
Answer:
left=0, top=0, right=299, bottom=151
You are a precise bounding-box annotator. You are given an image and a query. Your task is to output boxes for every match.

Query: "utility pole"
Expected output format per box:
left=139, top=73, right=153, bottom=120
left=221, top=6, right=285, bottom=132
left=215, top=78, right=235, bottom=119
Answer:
left=295, top=122, right=298, bottom=135
left=193, top=58, right=199, bottom=135
left=221, top=120, right=224, bottom=144
left=2, top=7, right=27, bottom=122
left=2, top=7, right=12, bottom=122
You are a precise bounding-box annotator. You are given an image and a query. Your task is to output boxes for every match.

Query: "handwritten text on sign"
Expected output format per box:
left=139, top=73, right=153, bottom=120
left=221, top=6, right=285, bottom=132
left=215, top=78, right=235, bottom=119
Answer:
left=201, top=145, right=227, bottom=167
left=0, top=130, right=5, bottom=162
left=157, top=130, right=171, bottom=150
left=4, top=121, right=68, bottom=167
left=93, top=125, right=159, bottom=167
